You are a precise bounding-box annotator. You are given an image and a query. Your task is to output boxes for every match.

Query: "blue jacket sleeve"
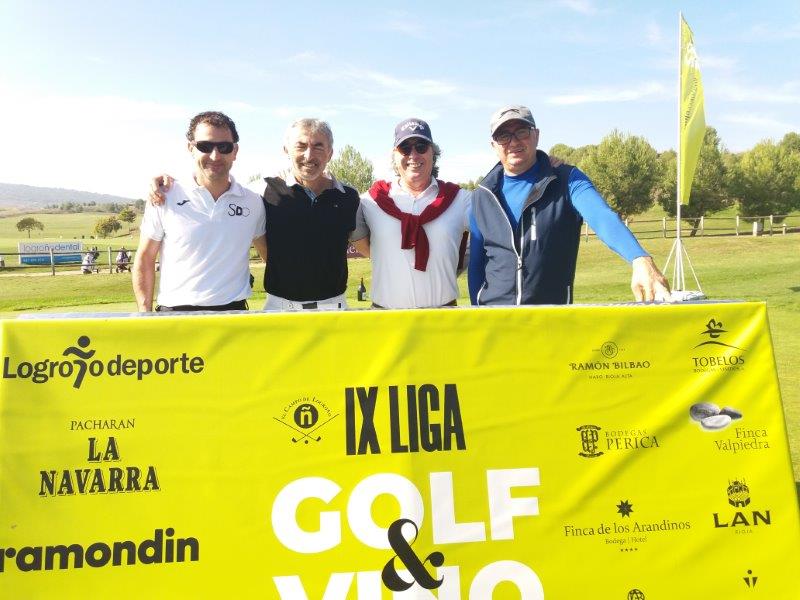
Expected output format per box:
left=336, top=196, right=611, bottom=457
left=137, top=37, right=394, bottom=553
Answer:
left=467, top=210, right=485, bottom=304
left=568, top=168, right=648, bottom=262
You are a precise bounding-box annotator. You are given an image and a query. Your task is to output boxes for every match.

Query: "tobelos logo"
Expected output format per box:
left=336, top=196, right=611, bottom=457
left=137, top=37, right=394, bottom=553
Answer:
left=2, top=335, right=205, bottom=389
left=694, top=318, right=743, bottom=350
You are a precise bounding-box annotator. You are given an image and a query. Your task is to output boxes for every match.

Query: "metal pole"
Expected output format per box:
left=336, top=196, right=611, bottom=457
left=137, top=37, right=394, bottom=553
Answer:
left=674, top=11, right=684, bottom=291
left=50, top=248, right=55, bottom=276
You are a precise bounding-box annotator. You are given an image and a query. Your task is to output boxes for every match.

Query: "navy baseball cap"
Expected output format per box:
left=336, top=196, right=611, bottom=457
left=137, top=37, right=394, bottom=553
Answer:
left=394, top=118, right=433, bottom=147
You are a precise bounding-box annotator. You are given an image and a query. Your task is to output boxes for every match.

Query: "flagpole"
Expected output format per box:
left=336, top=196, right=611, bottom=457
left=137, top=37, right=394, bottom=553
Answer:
left=675, top=11, right=684, bottom=291
left=664, top=12, right=704, bottom=299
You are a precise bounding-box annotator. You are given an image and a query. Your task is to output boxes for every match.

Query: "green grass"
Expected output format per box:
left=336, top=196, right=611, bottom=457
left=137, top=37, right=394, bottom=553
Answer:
left=1, top=232, right=799, bottom=481
left=0, top=212, right=140, bottom=256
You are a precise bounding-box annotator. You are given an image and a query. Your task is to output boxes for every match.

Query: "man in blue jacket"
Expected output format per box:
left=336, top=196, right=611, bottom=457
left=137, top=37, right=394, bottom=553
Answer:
left=468, top=105, right=670, bottom=305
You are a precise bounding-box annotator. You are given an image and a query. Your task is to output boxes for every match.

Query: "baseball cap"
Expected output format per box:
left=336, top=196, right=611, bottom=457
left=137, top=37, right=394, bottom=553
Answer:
left=394, top=118, right=433, bottom=147
left=489, top=105, right=536, bottom=136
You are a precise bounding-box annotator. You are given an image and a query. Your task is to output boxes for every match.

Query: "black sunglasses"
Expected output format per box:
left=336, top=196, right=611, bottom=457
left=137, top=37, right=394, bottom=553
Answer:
left=397, top=140, right=431, bottom=156
left=192, top=140, right=235, bottom=154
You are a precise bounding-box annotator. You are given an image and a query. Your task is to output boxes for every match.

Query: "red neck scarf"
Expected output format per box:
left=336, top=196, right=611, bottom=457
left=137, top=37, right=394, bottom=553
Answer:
left=368, top=179, right=461, bottom=271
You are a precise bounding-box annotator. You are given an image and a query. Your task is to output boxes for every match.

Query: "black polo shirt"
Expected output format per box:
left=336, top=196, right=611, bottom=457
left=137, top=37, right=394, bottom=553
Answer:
left=261, top=177, right=360, bottom=301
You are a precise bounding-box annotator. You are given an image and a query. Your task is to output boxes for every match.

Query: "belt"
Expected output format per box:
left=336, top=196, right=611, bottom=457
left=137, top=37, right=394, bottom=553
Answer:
left=156, top=299, right=249, bottom=312
left=372, top=299, right=457, bottom=309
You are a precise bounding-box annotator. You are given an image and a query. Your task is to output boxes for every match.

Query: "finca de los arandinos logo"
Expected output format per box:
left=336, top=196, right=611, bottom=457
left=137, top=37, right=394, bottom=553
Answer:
left=2, top=335, right=205, bottom=389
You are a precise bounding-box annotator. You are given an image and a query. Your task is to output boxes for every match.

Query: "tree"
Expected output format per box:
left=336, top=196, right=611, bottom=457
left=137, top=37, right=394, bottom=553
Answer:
left=549, top=143, right=577, bottom=164
left=16, top=217, right=44, bottom=238
left=94, top=216, right=122, bottom=238
left=328, top=145, right=374, bottom=193
left=459, top=177, right=483, bottom=190
left=728, top=140, right=800, bottom=218
left=651, top=127, right=731, bottom=235
left=118, top=206, right=137, bottom=231
left=579, top=131, right=658, bottom=217
left=781, top=131, right=800, bottom=154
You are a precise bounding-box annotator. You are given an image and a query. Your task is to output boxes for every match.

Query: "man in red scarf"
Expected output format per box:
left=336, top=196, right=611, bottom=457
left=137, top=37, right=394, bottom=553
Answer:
left=351, top=119, right=471, bottom=309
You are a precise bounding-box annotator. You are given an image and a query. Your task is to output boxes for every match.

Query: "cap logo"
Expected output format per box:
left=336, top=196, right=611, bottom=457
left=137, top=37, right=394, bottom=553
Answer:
left=402, top=121, right=425, bottom=131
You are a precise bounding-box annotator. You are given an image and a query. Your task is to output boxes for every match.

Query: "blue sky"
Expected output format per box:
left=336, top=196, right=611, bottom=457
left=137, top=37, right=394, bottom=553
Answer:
left=1, top=0, right=798, bottom=198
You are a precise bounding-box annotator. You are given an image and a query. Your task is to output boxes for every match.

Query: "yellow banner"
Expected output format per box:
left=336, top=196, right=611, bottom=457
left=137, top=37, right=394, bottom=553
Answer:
left=1, top=303, right=799, bottom=598
left=680, top=15, right=706, bottom=204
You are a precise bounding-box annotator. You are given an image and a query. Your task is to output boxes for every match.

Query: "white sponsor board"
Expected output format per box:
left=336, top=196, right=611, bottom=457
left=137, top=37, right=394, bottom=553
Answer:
left=17, top=241, right=83, bottom=265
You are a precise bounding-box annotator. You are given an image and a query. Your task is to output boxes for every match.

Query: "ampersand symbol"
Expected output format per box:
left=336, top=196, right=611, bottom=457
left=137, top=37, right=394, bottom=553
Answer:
left=381, top=518, right=445, bottom=591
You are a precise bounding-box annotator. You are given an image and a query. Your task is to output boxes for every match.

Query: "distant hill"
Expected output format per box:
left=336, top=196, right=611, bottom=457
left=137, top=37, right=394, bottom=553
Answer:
left=0, top=182, right=136, bottom=209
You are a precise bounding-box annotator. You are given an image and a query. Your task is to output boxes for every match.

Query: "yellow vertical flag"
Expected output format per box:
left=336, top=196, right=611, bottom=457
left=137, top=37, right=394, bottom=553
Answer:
left=680, top=15, right=706, bottom=204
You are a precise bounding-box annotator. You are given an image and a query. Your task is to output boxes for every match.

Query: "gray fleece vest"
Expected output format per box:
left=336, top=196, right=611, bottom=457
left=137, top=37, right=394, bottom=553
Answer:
left=472, top=154, right=583, bottom=305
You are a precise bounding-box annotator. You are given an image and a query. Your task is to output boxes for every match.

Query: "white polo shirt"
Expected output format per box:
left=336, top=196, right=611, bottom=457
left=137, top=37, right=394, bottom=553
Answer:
left=140, top=176, right=266, bottom=307
left=353, top=179, right=471, bottom=309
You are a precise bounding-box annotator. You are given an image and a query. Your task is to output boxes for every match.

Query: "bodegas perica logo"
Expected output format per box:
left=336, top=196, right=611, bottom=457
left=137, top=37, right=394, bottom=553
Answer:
left=2, top=335, right=205, bottom=389
left=577, top=424, right=659, bottom=458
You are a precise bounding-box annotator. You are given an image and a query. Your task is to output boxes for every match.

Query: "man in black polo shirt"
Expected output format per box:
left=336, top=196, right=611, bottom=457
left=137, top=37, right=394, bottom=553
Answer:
left=261, top=119, right=360, bottom=310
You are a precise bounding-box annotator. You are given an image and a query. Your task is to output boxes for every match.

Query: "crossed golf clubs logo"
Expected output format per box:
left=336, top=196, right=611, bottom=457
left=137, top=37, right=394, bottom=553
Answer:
left=273, top=402, right=338, bottom=444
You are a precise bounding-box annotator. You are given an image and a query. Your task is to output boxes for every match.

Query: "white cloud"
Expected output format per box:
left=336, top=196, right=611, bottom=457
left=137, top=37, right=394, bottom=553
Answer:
left=547, top=82, right=668, bottom=105
left=208, top=59, right=272, bottom=81
left=720, top=113, right=797, bottom=131
left=309, top=66, right=457, bottom=97
left=283, top=51, right=323, bottom=64
left=555, top=0, right=598, bottom=16
left=220, top=100, right=261, bottom=113
left=714, top=81, right=800, bottom=104
left=0, top=86, right=189, bottom=197
left=645, top=22, right=664, bottom=45
left=700, top=54, right=737, bottom=71
left=745, top=22, right=800, bottom=41
left=437, top=151, right=497, bottom=184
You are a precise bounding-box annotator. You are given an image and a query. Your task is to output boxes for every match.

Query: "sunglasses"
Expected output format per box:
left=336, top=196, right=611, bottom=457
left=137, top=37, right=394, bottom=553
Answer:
left=397, top=140, right=431, bottom=156
left=192, top=140, right=235, bottom=154
left=492, top=127, right=533, bottom=145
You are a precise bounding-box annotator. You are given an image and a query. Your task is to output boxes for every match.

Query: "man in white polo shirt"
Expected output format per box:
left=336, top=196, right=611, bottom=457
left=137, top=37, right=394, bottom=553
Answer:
left=132, top=111, right=266, bottom=312
left=352, top=118, right=470, bottom=309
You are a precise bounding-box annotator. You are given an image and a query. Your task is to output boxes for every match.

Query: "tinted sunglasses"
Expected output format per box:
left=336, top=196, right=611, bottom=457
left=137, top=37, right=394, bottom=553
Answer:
left=492, top=127, right=532, bottom=145
left=192, top=141, right=235, bottom=154
left=397, top=140, right=431, bottom=156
